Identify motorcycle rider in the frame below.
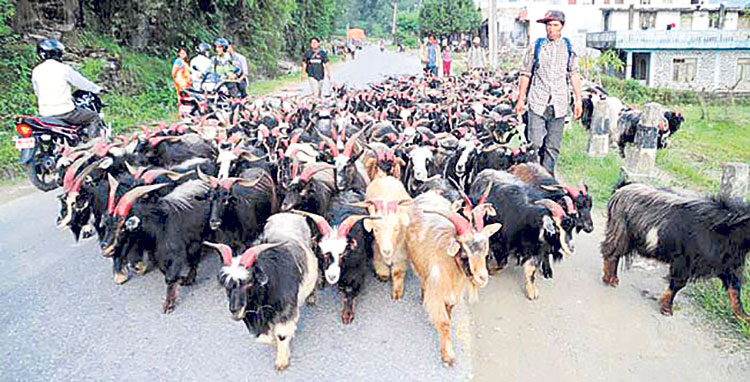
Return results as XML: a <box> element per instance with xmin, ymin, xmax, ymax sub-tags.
<box><xmin>31</xmin><ymin>39</ymin><xmax>104</xmax><ymax>138</ymax></box>
<box><xmin>189</xmin><ymin>42</ymin><xmax>213</xmax><ymax>91</ymax></box>
<box><xmin>213</xmin><ymin>38</ymin><xmax>240</xmax><ymax>96</ymax></box>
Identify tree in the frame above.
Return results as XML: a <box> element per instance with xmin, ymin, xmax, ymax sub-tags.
<box><xmin>418</xmin><ymin>0</ymin><xmax>480</xmax><ymax>37</ymax></box>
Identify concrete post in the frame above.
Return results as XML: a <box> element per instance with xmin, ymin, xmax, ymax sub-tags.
<box><xmin>587</xmin><ymin>97</ymin><xmax>609</xmax><ymax>157</ymax></box>
<box><xmin>720</xmin><ymin>162</ymin><xmax>749</xmax><ymax>200</ymax></box>
<box><xmin>625</xmin><ymin>51</ymin><xmax>633</xmax><ymax>80</ymax></box>
<box><xmin>621</xmin><ymin>102</ymin><xmax>661</xmax><ymax>182</ymax></box>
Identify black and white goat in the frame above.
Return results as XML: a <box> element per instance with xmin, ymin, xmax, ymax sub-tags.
<box><xmin>204</xmin><ymin>213</ymin><xmax>318</xmax><ymax>370</ymax></box>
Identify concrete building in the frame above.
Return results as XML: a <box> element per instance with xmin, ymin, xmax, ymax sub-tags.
<box><xmin>586</xmin><ymin>3</ymin><xmax>750</xmax><ymax>91</ymax></box>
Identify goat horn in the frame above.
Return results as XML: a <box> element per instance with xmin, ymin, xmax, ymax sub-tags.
<box><xmin>140</xmin><ymin>168</ymin><xmax>180</xmax><ymax>185</ymax></box>
<box><xmin>124</xmin><ymin>161</ymin><xmax>137</xmax><ymax>176</ymax></box>
<box><xmin>291</xmin><ymin>210</ymin><xmax>333</xmax><ymax>237</ymax></box>
<box><xmin>70</xmin><ymin>157</ymin><xmax>107</xmax><ymax>194</ymax></box>
<box><xmin>562</xmin><ymin>195</ymin><xmax>577</xmax><ymax>215</ymax></box>
<box><xmin>317</xmin><ymin>131</ymin><xmax>339</xmax><ymax>157</ymax></box>
<box><xmin>471</xmin><ymin>203</ymin><xmax>496</xmax><ymax>231</ymax></box>
<box><xmin>220</xmin><ymin>176</ymin><xmax>263</xmax><ymax>190</ymax></box>
<box><xmin>342</xmin><ymin>128</ymin><xmax>366</xmax><ymax>158</ymax></box>
<box><xmin>579</xmin><ymin>180</ymin><xmax>588</xmax><ymax>197</ymax></box>
<box><xmin>196</xmin><ymin>167</ymin><xmax>218</xmax><ymax>188</ymax></box>
<box><xmin>336</xmin><ymin>214</ymin><xmax>371</xmax><ymax>238</ymax></box>
<box><xmin>113</xmin><ymin>183</ymin><xmax>168</xmax><ymax>218</ymax></box>
<box><xmin>299</xmin><ymin>164</ymin><xmax>333</xmax><ymax>183</ymax></box>
<box><xmin>106</xmin><ymin>173</ymin><xmax>119</xmax><ymax>215</ymax></box>
<box><xmin>62</xmin><ymin>153</ymin><xmax>94</xmax><ymax>193</ymax></box>
<box><xmin>148</xmin><ymin>135</ymin><xmax>182</xmax><ymax>148</ymax></box>
<box><xmin>424</xmin><ymin>210</ymin><xmax>473</xmax><ymax>237</ymax></box>
<box><xmin>239</xmin><ymin>242</ymin><xmax>284</xmax><ymax>269</ymax></box>
<box><xmin>203</xmin><ymin>241</ymin><xmax>234</xmax><ymax>266</ymax></box>
<box><xmin>562</xmin><ymin>185</ymin><xmax>580</xmax><ymax>200</ymax></box>
<box><xmin>534</xmin><ymin>199</ymin><xmax>566</xmax><ymax>219</ymax></box>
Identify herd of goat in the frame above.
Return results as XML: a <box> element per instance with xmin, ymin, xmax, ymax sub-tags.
<box><xmin>51</xmin><ymin>71</ymin><xmax>749</xmax><ymax>370</ymax></box>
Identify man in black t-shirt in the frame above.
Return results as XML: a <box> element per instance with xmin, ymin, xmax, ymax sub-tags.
<box><xmin>301</xmin><ymin>37</ymin><xmax>331</xmax><ymax>98</ymax></box>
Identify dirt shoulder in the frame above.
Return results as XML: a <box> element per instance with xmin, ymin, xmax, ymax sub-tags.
<box><xmin>470</xmin><ymin>212</ymin><xmax>750</xmax><ymax>382</ymax></box>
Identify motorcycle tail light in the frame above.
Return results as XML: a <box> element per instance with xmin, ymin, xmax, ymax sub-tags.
<box><xmin>16</xmin><ymin>123</ymin><xmax>33</xmax><ymax>138</ymax></box>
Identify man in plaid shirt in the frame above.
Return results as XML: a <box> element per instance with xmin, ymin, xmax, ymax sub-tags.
<box><xmin>515</xmin><ymin>10</ymin><xmax>583</xmax><ymax>174</ymax></box>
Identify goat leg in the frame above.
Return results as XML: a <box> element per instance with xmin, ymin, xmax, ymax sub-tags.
<box><xmin>659</xmin><ymin>277</ymin><xmax>686</xmax><ymax>316</ymax></box>
<box><xmin>113</xmin><ymin>258</ymin><xmax>129</xmax><ymax>285</ymax></box>
<box><xmin>341</xmin><ymin>294</ymin><xmax>356</xmax><ymax>324</ymax></box>
<box><xmin>391</xmin><ymin>261</ymin><xmax>407</xmax><ymax>300</ymax></box>
<box><xmin>727</xmin><ymin>288</ymin><xmax>750</xmax><ymax>323</ymax></box>
<box><xmin>602</xmin><ymin>256</ymin><xmax>620</xmax><ymax>287</ymax></box>
<box><xmin>163</xmin><ymin>282</ymin><xmax>179</xmax><ymax>314</ymax></box>
<box><xmin>180</xmin><ymin>266</ymin><xmax>198</xmax><ymax>286</ymax></box>
<box><xmin>523</xmin><ymin>259</ymin><xmax>539</xmax><ymax>300</ymax></box>
<box><xmin>133</xmin><ymin>260</ymin><xmax>149</xmax><ymax>276</ymax></box>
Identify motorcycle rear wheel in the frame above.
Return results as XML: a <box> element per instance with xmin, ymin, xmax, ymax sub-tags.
<box><xmin>25</xmin><ymin>155</ymin><xmax>58</xmax><ymax>192</ymax></box>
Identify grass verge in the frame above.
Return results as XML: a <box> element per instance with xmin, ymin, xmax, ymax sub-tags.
<box><xmin>557</xmin><ymin>105</ymin><xmax>750</xmax><ymax>339</ymax></box>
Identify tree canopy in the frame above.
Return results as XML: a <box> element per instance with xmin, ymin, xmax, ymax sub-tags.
<box><xmin>418</xmin><ymin>0</ymin><xmax>481</xmax><ymax>37</ymax></box>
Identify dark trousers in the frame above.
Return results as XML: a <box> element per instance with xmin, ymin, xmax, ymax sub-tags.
<box><xmin>58</xmin><ymin>108</ymin><xmax>103</xmax><ymax>138</ymax></box>
<box><xmin>527</xmin><ymin>105</ymin><xmax>565</xmax><ymax>175</ymax></box>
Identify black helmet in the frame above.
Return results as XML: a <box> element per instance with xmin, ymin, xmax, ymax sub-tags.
<box><xmin>197</xmin><ymin>42</ymin><xmax>212</xmax><ymax>56</ymax></box>
<box><xmin>214</xmin><ymin>38</ymin><xmax>229</xmax><ymax>50</ymax></box>
<box><xmin>37</xmin><ymin>39</ymin><xmax>65</xmax><ymax>61</ymax></box>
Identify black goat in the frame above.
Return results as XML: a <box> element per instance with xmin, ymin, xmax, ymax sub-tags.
<box><xmin>279</xmin><ymin>163</ymin><xmax>335</xmax><ymax>215</ymax></box>
<box><xmin>601</xmin><ymin>183</ymin><xmax>750</xmax><ymax>321</ymax></box>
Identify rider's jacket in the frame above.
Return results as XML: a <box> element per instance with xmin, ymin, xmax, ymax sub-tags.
<box><xmin>189</xmin><ymin>54</ymin><xmax>213</xmax><ymax>90</ymax></box>
<box><xmin>32</xmin><ymin>59</ymin><xmax>101</xmax><ymax>117</ymax></box>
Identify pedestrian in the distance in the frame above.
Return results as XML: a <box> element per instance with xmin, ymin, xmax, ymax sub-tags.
<box><xmin>515</xmin><ymin>10</ymin><xmax>583</xmax><ymax>175</ymax></box>
<box><xmin>467</xmin><ymin>36</ymin><xmax>487</xmax><ymax>70</ymax></box>
<box><xmin>302</xmin><ymin>37</ymin><xmax>331</xmax><ymax>98</ymax></box>
<box><xmin>442</xmin><ymin>44</ymin><xmax>452</xmax><ymax>77</ymax></box>
<box><xmin>422</xmin><ymin>35</ymin><xmax>441</xmax><ymax>76</ymax></box>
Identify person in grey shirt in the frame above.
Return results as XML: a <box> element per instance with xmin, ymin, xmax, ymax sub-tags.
<box><xmin>515</xmin><ymin>10</ymin><xmax>583</xmax><ymax>175</ymax></box>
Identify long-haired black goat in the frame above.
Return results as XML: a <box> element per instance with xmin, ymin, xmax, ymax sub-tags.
<box><xmin>601</xmin><ymin>183</ymin><xmax>750</xmax><ymax>321</ymax></box>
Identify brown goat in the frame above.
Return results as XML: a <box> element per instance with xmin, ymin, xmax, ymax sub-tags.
<box><xmin>359</xmin><ymin>176</ymin><xmax>412</xmax><ymax>300</ymax></box>
<box><xmin>363</xmin><ymin>142</ymin><xmax>405</xmax><ymax>181</ymax></box>
<box><xmin>406</xmin><ymin>191</ymin><xmax>501</xmax><ymax>367</ymax></box>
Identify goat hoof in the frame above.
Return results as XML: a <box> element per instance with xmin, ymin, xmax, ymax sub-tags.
<box><xmin>374</xmin><ymin>274</ymin><xmax>390</xmax><ymax>283</ymax></box>
<box><xmin>525</xmin><ymin>285</ymin><xmax>539</xmax><ymax>300</ymax></box>
<box><xmin>113</xmin><ymin>271</ymin><xmax>129</xmax><ymax>285</ymax></box>
<box><xmin>305</xmin><ymin>293</ymin><xmax>317</xmax><ymax>306</ymax></box>
<box><xmin>602</xmin><ymin>275</ymin><xmax>619</xmax><ymax>287</ymax></box>
<box><xmin>162</xmin><ymin>300</ymin><xmax>176</xmax><ymax>314</ymax></box>
<box><xmin>659</xmin><ymin>300</ymin><xmax>673</xmax><ymax>316</ymax></box>
<box><xmin>341</xmin><ymin>311</ymin><xmax>354</xmax><ymax>325</ymax></box>
<box><xmin>441</xmin><ymin>356</ymin><xmax>456</xmax><ymax>368</ymax></box>
<box><xmin>392</xmin><ymin>289</ymin><xmax>404</xmax><ymax>300</ymax></box>
<box><xmin>275</xmin><ymin>360</ymin><xmax>289</xmax><ymax>371</ymax></box>
<box><xmin>134</xmin><ymin>261</ymin><xmax>148</xmax><ymax>276</ymax></box>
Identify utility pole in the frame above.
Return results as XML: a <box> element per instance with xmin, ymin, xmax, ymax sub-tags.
<box><xmin>392</xmin><ymin>1</ymin><xmax>398</xmax><ymax>40</ymax></box>
<box><xmin>489</xmin><ymin>0</ymin><xmax>497</xmax><ymax>69</ymax></box>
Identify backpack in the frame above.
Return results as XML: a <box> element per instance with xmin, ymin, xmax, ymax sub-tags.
<box><xmin>531</xmin><ymin>37</ymin><xmax>572</xmax><ymax>80</ymax></box>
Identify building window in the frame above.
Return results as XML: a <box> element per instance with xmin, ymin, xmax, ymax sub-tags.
<box><xmin>681</xmin><ymin>11</ymin><xmax>694</xmax><ymax>29</ymax></box>
<box><xmin>640</xmin><ymin>0</ymin><xmax>651</xmax><ymax>4</ymax></box>
<box><xmin>709</xmin><ymin>11</ymin><xmax>721</xmax><ymax>29</ymax></box>
<box><xmin>640</xmin><ymin>11</ymin><xmax>656</xmax><ymax>29</ymax></box>
<box><xmin>737</xmin><ymin>58</ymin><xmax>750</xmax><ymax>83</ymax></box>
<box><xmin>673</xmin><ymin>58</ymin><xmax>697</xmax><ymax>83</ymax></box>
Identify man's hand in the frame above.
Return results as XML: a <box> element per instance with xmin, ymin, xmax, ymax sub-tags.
<box><xmin>574</xmin><ymin>99</ymin><xmax>583</xmax><ymax>120</ymax></box>
<box><xmin>515</xmin><ymin>98</ymin><xmax>525</xmax><ymax>120</ymax></box>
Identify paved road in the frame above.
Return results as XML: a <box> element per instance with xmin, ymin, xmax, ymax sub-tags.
<box><xmin>3</xmin><ymin>45</ymin><xmax>749</xmax><ymax>382</ymax></box>
<box><xmin>0</xmin><ymin>46</ymin><xmax>471</xmax><ymax>381</ymax></box>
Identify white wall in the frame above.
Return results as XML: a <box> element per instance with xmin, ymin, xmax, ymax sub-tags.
<box><xmin>655</xmin><ymin>10</ymin><xmax>681</xmax><ymax>29</ymax></box>
<box><xmin>692</xmin><ymin>10</ymin><xmax>710</xmax><ymax>30</ymax></box>
<box><xmin>724</xmin><ymin>11</ymin><xmax>739</xmax><ymax>30</ymax></box>
<box><xmin>609</xmin><ymin>11</ymin><xmax>631</xmax><ymax>30</ymax></box>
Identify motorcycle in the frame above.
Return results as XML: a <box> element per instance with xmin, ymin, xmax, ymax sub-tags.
<box><xmin>13</xmin><ymin>90</ymin><xmax>109</xmax><ymax>191</ymax></box>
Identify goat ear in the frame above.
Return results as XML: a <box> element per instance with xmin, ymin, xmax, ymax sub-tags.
<box><xmin>542</xmin><ymin>215</ymin><xmax>556</xmax><ymax>236</ymax></box>
<box><xmin>446</xmin><ymin>239</ymin><xmax>460</xmax><ymax>257</ymax></box>
<box><xmin>363</xmin><ymin>219</ymin><xmax>374</xmax><ymax>232</ymax></box>
<box><xmin>481</xmin><ymin>223</ymin><xmax>502</xmax><ymax>238</ymax></box>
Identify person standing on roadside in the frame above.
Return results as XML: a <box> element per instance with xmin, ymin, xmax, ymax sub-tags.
<box><xmin>442</xmin><ymin>44</ymin><xmax>452</xmax><ymax>77</ymax></box>
<box><xmin>423</xmin><ymin>35</ymin><xmax>441</xmax><ymax>76</ymax></box>
<box><xmin>301</xmin><ymin>37</ymin><xmax>331</xmax><ymax>98</ymax></box>
<box><xmin>515</xmin><ymin>10</ymin><xmax>583</xmax><ymax>175</ymax></box>
<box><xmin>467</xmin><ymin>36</ymin><xmax>487</xmax><ymax>70</ymax></box>
<box><xmin>228</xmin><ymin>40</ymin><xmax>248</xmax><ymax>96</ymax></box>
<box><xmin>171</xmin><ymin>47</ymin><xmax>191</xmax><ymax>95</ymax></box>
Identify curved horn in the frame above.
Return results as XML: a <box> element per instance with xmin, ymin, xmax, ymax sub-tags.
<box><xmin>317</xmin><ymin>131</ymin><xmax>339</xmax><ymax>157</ymax></box>
<box><xmin>220</xmin><ymin>176</ymin><xmax>263</xmax><ymax>190</ymax></box>
<box><xmin>562</xmin><ymin>185</ymin><xmax>580</xmax><ymax>200</ymax></box>
<box><xmin>113</xmin><ymin>183</ymin><xmax>168</xmax><ymax>218</ymax></box>
<box><xmin>336</xmin><ymin>214</ymin><xmax>370</xmax><ymax>238</ymax></box>
<box><xmin>203</xmin><ymin>241</ymin><xmax>234</xmax><ymax>266</ymax></box>
<box><xmin>196</xmin><ymin>167</ymin><xmax>218</xmax><ymax>188</ymax></box>
<box><xmin>579</xmin><ymin>180</ymin><xmax>588</xmax><ymax>197</ymax></box>
<box><xmin>124</xmin><ymin>161</ymin><xmax>138</xmax><ymax>176</ymax></box>
<box><xmin>62</xmin><ymin>153</ymin><xmax>94</xmax><ymax>193</ymax></box>
<box><xmin>471</xmin><ymin>203</ymin><xmax>496</xmax><ymax>231</ymax></box>
<box><xmin>534</xmin><ymin>199</ymin><xmax>566</xmax><ymax>219</ymax></box>
<box><xmin>562</xmin><ymin>195</ymin><xmax>577</xmax><ymax>215</ymax></box>
<box><xmin>342</xmin><ymin>127</ymin><xmax>366</xmax><ymax>158</ymax></box>
<box><xmin>70</xmin><ymin>157</ymin><xmax>106</xmax><ymax>194</ymax></box>
<box><xmin>424</xmin><ymin>210</ymin><xmax>473</xmax><ymax>236</ymax></box>
<box><xmin>148</xmin><ymin>135</ymin><xmax>182</xmax><ymax>148</ymax></box>
<box><xmin>106</xmin><ymin>173</ymin><xmax>119</xmax><ymax>215</ymax></box>
<box><xmin>291</xmin><ymin>210</ymin><xmax>333</xmax><ymax>237</ymax></box>
<box><xmin>299</xmin><ymin>163</ymin><xmax>333</xmax><ymax>183</ymax></box>
<box><xmin>239</xmin><ymin>242</ymin><xmax>284</xmax><ymax>268</ymax></box>
<box><xmin>140</xmin><ymin>168</ymin><xmax>182</xmax><ymax>185</ymax></box>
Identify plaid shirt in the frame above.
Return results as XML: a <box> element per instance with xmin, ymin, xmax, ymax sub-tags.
<box><xmin>519</xmin><ymin>38</ymin><xmax>579</xmax><ymax>119</ymax></box>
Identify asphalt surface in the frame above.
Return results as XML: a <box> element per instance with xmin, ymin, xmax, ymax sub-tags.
<box><xmin>0</xmin><ymin>46</ymin><xmax>471</xmax><ymax>381</ymax></box>
<box><xmin>3</xmin><ymin>45</ymin><xmax>749</xmax><ymax>382</ymax></box>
